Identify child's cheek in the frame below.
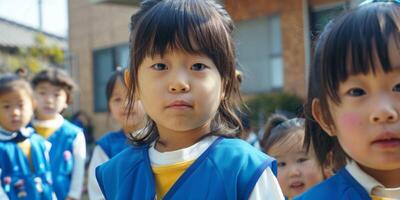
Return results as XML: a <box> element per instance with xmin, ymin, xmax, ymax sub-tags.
<box><xmin>337</xmin><ymin>112</ymin><xmax>363</xmax><ymax>133</ymax></box>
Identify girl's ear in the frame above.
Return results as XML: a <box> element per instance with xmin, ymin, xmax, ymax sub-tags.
<box><xmin>311</xmin><ymin>98</ymin><xmax>336</xmax><ymax>136</ymax></box>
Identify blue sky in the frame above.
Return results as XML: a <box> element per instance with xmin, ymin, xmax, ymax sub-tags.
<box><xmin>0</xmin><ymin>0</ymin><xmax>68</xmax><ymax>37</ymax></box>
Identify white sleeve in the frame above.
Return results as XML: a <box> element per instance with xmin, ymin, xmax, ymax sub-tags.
<box><xmin>0</xmin><ymin>169</ymin><xmax>9</xmax><ymax>200</ymax></box>
<box><xmin>249</xmin><ymin>167</ymin><xmax>285</xmax><ymax>200</ymax></box>
<box><xmin>68</xmin><ymin>131</ymin><xmax>86</xmax><ymax>199</ymax></box>
<box><xmin>88</xmin><ymin>146</ymin><xmax>110</xmax><ymax>200</ymax></box>
<box><xmin>0</xmin><ymin>187</ymin><xmax>9</xmax><ymax>200</ymax></box>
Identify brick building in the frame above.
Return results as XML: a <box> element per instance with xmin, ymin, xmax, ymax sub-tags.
<box><xmin>69</xmin><ymin>0</ymin><xmax>360</xmax><ymax>139</ymax></box>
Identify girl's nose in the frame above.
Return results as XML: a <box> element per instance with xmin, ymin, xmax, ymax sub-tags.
<box><xmin>289</xmin><ymin>166</ymin><xmax>301</xmax><ymax>177</ymax></box>
<box><xmin>12</xmin><ymin>107</ymin><xmax>21</xmax><ymax>116</ymax></box>
<box><xmin>168</xmin><ymin>71</ymin><xmax>190</xmax><ymax>93</ymax></box>
<box><xmin>370</xmin><ymin>97</ymin><xmax>398</xmax><ymax>123</ymax></box>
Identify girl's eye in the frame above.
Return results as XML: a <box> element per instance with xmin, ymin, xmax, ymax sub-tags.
<box><xmin>277</xmin><ymin>162</ymin><xmax>286</xmax><ymax>168</ymax></box>
<box><xmin>113</xmin><ymin>97</ymin><xmax>122</xmax><ymax>102</ymax></box>
<box><xmin>151</xmin><ymin>63</ymin><xmax>167</xmax><ymax>71</ymax></box>
<box><xmin>2</xmin><ymin>105</ymin><xmax>10</xmax><ymax>109</ymax></box>
<box><xmin>393</xmin><ymin>83</ymin><xmax>400</xmax><ymax>92</ymax></box>
<box><xmin>191</xmin><ymin>63</ymin><xmax>207</xmax><ymax>71</ymax></box>
<box><xmin>297</xmin><ymin>157</ymin><xmax>308</xmax><ymax>163</ymax></box>
<box><xmin>347</xmin><ymin>88</ymin><xmax>365</xmax><ymax>97</ymax></box>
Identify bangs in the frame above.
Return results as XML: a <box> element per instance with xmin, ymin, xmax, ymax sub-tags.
<box><xmin>320</xmin><ymin>3</ymin><xmax>400</xmax><ymax>102</ymax></box>
<box><xmin>131</xmin><ymin>0</ymin><xmax>234</xmax><ymax>71</ymax></box>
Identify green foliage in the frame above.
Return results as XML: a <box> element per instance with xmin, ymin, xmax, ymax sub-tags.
<box><xmin>1</xmin><ymin>33</ymin><xmax>65</xmax><ymax>76</ymax></box>
<box><xmin>245</xmin><ymin>92</ymin><xmax>304</xmax><ymax>128</ymax></box>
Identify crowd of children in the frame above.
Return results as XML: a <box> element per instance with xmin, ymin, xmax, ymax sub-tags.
<box><xmin>1</xmin><ymin>0</ymin><xmax>399</xmax><ymax>199</ymax></box>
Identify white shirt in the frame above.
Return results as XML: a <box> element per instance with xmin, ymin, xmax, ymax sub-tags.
<box><xmin>88</xmin><ymin>146</ymin><xmax>109</xmax><ymax>200</ymax></box>
<box><xmin>149</xmin><ymin>136</ymin><xmax>284</xmax><ymax>200</ymax></box>
<box><xmin>32</xmin><ymin>114</ymin><xmax>86</xmax><ymax>199</ymax></box>
<box><xmin>346</xmin><ymin>161</ymin><xmax>400</xmax><ymax>197</ymax></box>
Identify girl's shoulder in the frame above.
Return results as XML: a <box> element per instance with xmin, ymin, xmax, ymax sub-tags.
<box><xmin>214</xmin><ymin>137</ymin><xmax>270</xmax><ymax>160</ymax></box>
<box><xmin>294</xmin><ymin>168</ymin><xmax>369</xmax><ymax>200</ymax></box>
<box><xmin>97</xmin><ymin>130</ymin><xmax>125</xmax><ymax>143</ymax></box>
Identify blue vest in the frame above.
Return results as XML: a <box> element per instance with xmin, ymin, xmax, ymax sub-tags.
<box><xmin>96</xmin><ymin>130</ymin><xmax>129</xmax><ymax>158</ymax></box>
<box><xmin>0</xmin><ymin>132</ymin><xmax>53</xmax><ymax>200</ymax></box>
<box><xmin>294</xmin><ymin>168</ymin><xmax>370</xmax><ymax>200</ymax></box>
<box><xmin>96</xmin><ymin>137</ymin><xmax>277</xmax><ymax>200</ymax></box>
<box><xmin>46</xmin><ymin>120</ymin><xmax>81</xmax><ymax>200</ymax></box>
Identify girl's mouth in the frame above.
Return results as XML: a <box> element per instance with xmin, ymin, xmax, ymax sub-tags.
<box><xmin>372</xmin><ymin>138</ymin><xmax>400</xmax><ymax>149</ymax></box>
<box><xmin>289</xmin><ymin>181</ymin><xmax>305</xmax><ymax>191</ymax></box>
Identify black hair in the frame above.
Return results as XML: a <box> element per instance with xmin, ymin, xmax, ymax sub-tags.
<box><xmin>261</xmin><ymin>114</ymin><xmax>305</xmax><ymax>153</ymax></box>
<box><xmin>0</xmin><ymin>74</ymin><xmax>33</xmax><ymax>98</ymax></box>
<box><xmin>31</xmin><ymin>67</ymin><xmax>77</xmax><ymax>105</ymax></box>
<box><xmin>127</xmin><ymin>0</ymin><xmax>242</xmax><ymax>145</ymax></box>
<box><xmin>304</xmin><ymin>2</ymin><xmax>400</xmax><ymax>168</ymax></box>
<box><xmin>105</xmin><ymin>68</ymin><xmax>126</xmax><ymax>111</ymax></box>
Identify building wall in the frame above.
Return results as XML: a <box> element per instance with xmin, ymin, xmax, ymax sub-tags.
<box><xmin>225</xmin><ymin>0</ymin><xmax>343</xmax><ymax>97</ymax></box>
<box><xmin>69</xmin><ymin>0</ymin><xmax>137</xmax><ymax>139</ymax></box>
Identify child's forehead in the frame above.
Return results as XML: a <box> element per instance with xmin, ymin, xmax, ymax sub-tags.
<box><xmin>34</xmin><ymin>81</ymin><xmax>66</xmax><ymax>91</ymax></box>
<box><xmin>0</xmin><ymin>89</ymin><xmax>31</xmax><ymax>102</ymax></box>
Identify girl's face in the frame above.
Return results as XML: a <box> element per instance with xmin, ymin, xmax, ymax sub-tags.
<box><xmin>34</xmin><ymin>82</ymin><xmax>68</xmax><ymax>120</ymax></box>
<box><xmin>109</xmin><ymin>79</ymin><xmax>145</xmax><ymax>133</ymax></box>
<box><xmin>313</xmin><ymin>40</ymin><xmax>400</xmax><ymax>186</ymax></box>
<box><xmin>137</xmin><ymin>49</ymin><xmax>223</xmax><ymax>136</ymax></box>
<box><xmin>0</xmin><ymin>89</ymin><xmax>33</xmax><ymax>132</ymax></box>
<box><xmin>268</xmin><ymin>132</ymin><xmax>324</xmax><ymax>198</ymax></box>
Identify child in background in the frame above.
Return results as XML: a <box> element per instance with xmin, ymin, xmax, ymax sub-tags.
<box><xmin>87</xmin><ymin>68</ymin><xmax>146</xmax><ymax>200</ymax></box>
<box><xmin>31</xmin><ymin>68</ymin><xmax>86</xmax><ymax>200</ymax></box>
<box><xmin>297</xmin><ymin>1</ymin><xmax>400</xmax><ymax>199</ymax></box>
<box><xmin>96</xmin><ymin>0</ymin><xmax>284</xmax><ymax>199</ymax></box>
<box><xmin>262</xmin><ymin>114</ymin><xmax>327</xmax><ymax>199</ymax></box>
<box><xmin>0</xmin><ymin>74</ymin><xmax>54</xmax><ymax>199</ymax></box>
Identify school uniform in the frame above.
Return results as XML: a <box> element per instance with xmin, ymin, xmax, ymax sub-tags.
<box><xmin>0</xmin><ymin>126</ymin><xmax>53</xmax><ymax>200</ymax></box>
<box><xmin>294</xmin><ymin>161</ymin><xmax>400</xmax><ymax>200</ymax></box>
<box><xmin>88</xmin><ymin>130</ymin><xmax>130</xmax><ymax>200</ymax></box>
<box><xmin>96</xmin><ymin>136</ymin><xmax>285</xmax><ymax>200</ymax></box>
<box><xmin>32</xmin><ymin>114</ymin><xmax>86</xmax><ymax>200</ymax></box>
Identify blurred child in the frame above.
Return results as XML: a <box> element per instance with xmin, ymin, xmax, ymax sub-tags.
<box><xmin>262</xmin><ymin>114</ymin><xmax>326</xmax><ymax>199</ymax></box>
<box><xmin>297</xmin><ymin>1</ymin><xmax>400</xmax><ymax>199</ymax></box>
<box><xmin>0</xmin><ymin>74</ymin><xmax>54</xmax><ymax>199</ymax></box>
<box><xmin>87</xmin><ymin>68</ymin><xmax>146</xmax><ymax>200</ymax></box>
<box><xmin>31</xmin><ymin>68</ymin><xmax>86</xmax><ymax>200</ymax></box>
<box><xmin>95</xmin><ymin>0</ymin><xmax>284</xmax><ymax>199</ymax></box>
<box><xmin>239</xmin><ymin>112</ymin><xmax>261</xmax><ymax>149</ymax></box>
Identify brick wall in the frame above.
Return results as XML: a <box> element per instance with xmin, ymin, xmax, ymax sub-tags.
<box><xmin>69</xmin><ymin>0</ymin><xmax>137</xmax><ymax>139</ymax></box>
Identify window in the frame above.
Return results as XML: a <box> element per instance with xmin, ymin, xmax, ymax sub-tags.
<box><xmin>93</xmin><ymin>44</ymin><xmax>129</xmax><ymax>112</ymax></box>
<box><xmin>310</xmin><ymin>4</ymin><xmax>345</xmax><ymax>38</ymax></box>
<box><xmin>235</xmin><ymin>15</ymin><xmax>283</xmax><ymax>94</ymax></box>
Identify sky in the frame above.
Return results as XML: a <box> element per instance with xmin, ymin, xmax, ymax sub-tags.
<box><xmin>0</xmin><ymin>0</ymin><xmax>68</xmax><ymax>37</ymax></box>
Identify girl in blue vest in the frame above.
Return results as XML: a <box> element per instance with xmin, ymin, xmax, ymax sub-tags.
<box><xmin>0</xmin><ymin>74</ymin><xmax>54</xmax><ymax>199</ymax></box>
<box><xmin>262</xmin><ymin>115</ymin><xmax>330</xmax><ymax>199</ymax></box>
<box><xmin>31</xmin><ymin>68</ymin><xmax>86</xmax><ymax>200</ymax></box>
<box><xmin>87</xmin><ymin>68</ymin><xmax>146</xmax><ymax>200</ymax></box>
<box><xmin>296</xmin><ymin>1</ymin><xmax>400</xmax><ymax>199</ymax></box>
<box><xmin>96</xmin><ymin>0</ymin><xmax>284</xmax><ymax>199</ymax></box>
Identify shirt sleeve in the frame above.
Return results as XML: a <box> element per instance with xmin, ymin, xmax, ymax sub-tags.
<box><xmin>68</xmin><ymin>131</ymin><xmax>86</xmax><ymax>199</ymax></box>
<box><xmin>249</xmin><ymin>167</ymin><xmax>285</xmax><ymax>200</ymax></box>
<box><xmin>88</xmin><ymin>145</ymin><xmax>110</xmax><ymax>200</ymax></box>
<box><xmin>0</xmin><ymin>168</ymin><xmax>9</xmax><ymax>200</ymax></box>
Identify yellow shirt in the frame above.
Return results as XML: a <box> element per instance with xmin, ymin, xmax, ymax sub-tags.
<box><xmin>17</xmin><ymin>139</ymin><xmax>33</xmax><ymax>170</ymax></box>
<box><xmin>34</xmin><ymin>126</ymin><xmax>57</xmax><ymax>139</ymax></box>
<box><xmin>152</xmin><ymin>160</ymin><xmax>195</xmax><ymax>199</ymax></box>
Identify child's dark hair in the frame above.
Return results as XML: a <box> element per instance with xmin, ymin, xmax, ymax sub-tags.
<box><xmin>31</xmin><ymin>67</ymin><xmax>77</xmax><ymax>105</ymax></box>
<box><xmin>0</xmin><ymin>74</ymin><xmax>33</xmax><ymax>98</ymax></box>
<box><xmin>105</xmin><ymin>68</ymin><xmax>126</xmax><ymax>111</ymax></box>
<box><xmin>261</xmin><ymin>114</ymin><xmax>305</xmax><ymax>153</ymax></box>
<box><xmin>127</xmin><ymin>0</ymin><xmax>242</xmax><ymax>145</ymax></box>
<box><xmin>304</xmin><ymin>2</ymin><xmax>400</xmax><ymax>168</ymax></box>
